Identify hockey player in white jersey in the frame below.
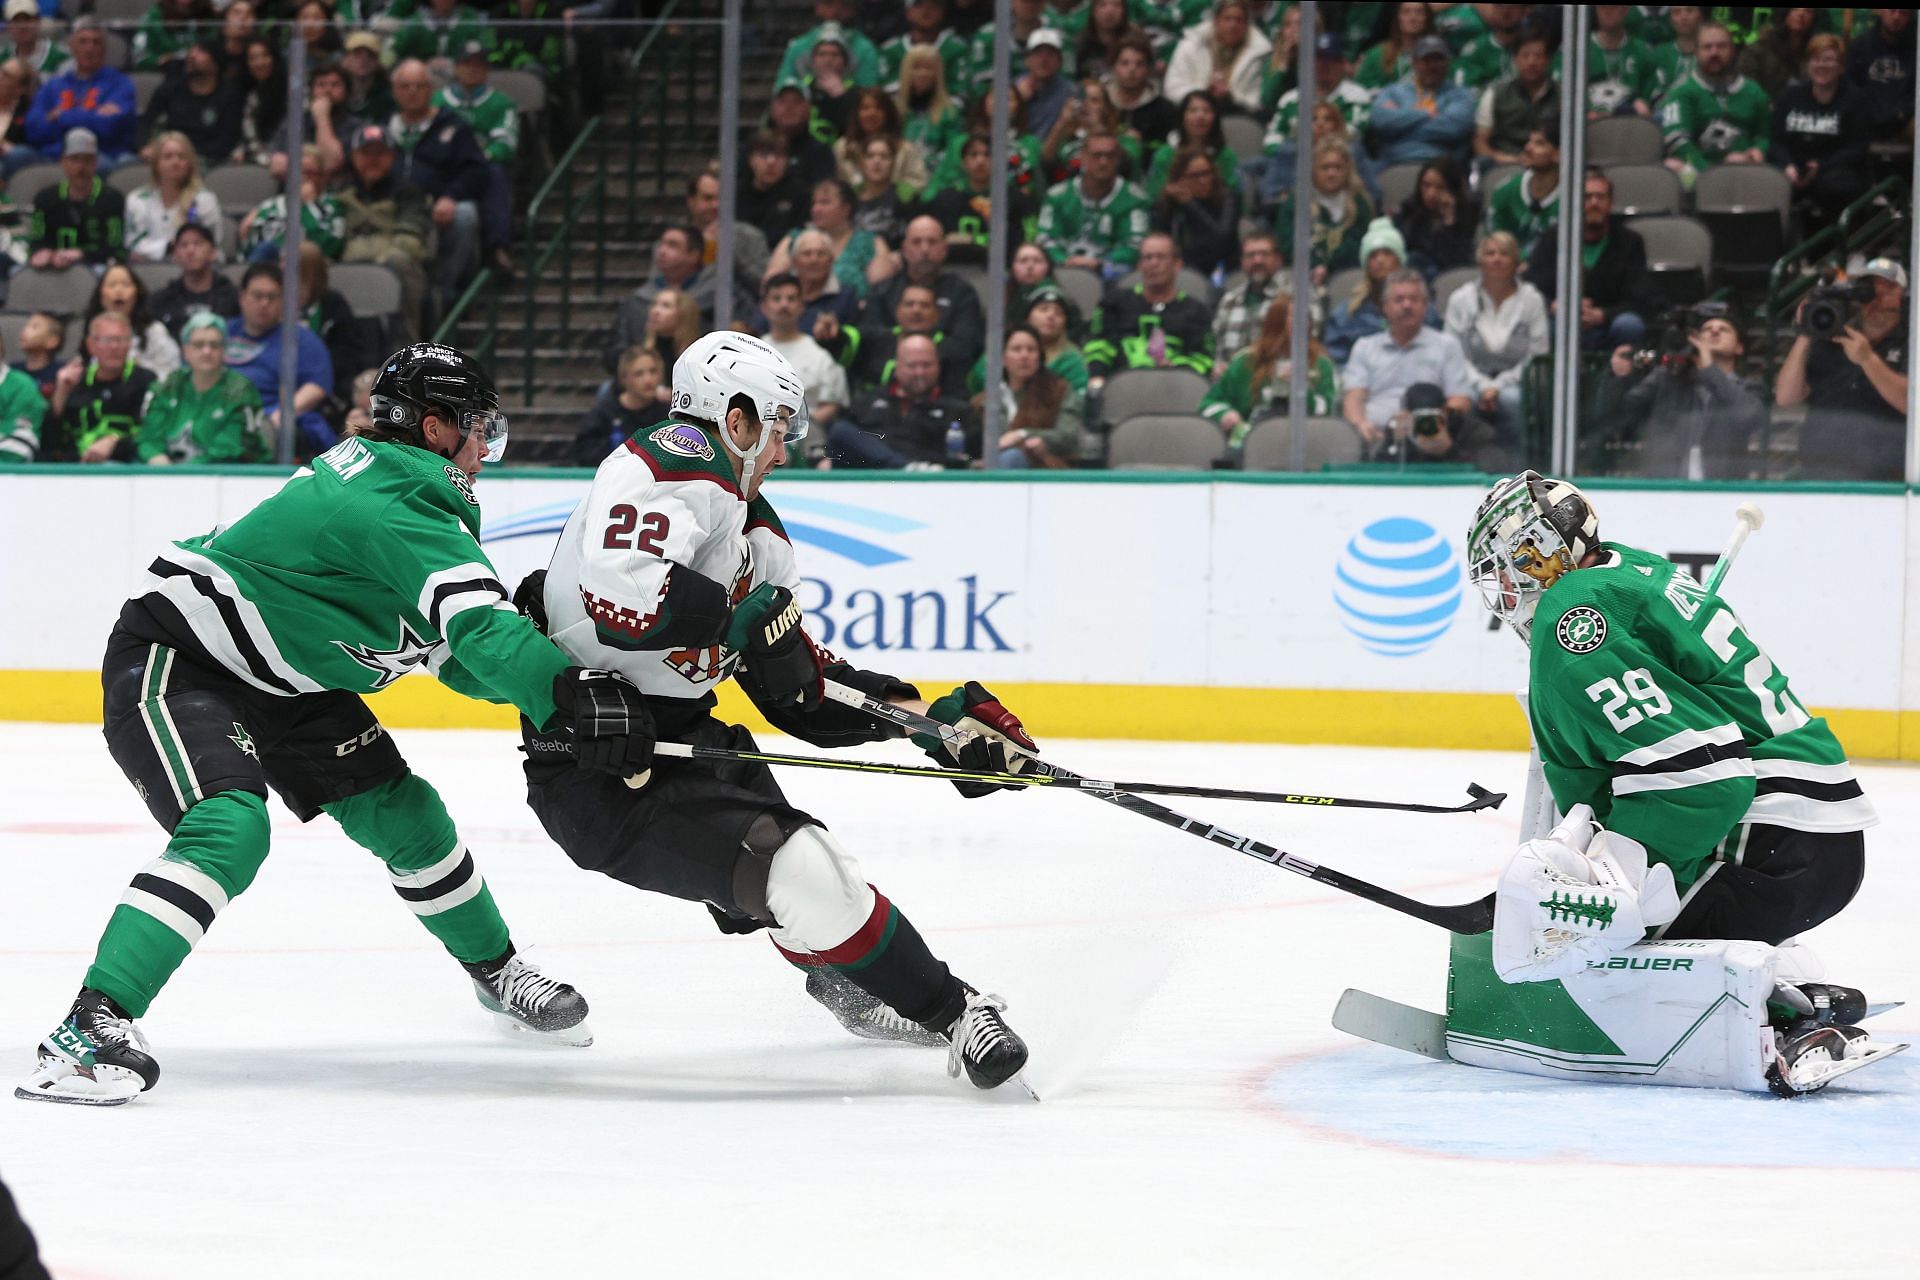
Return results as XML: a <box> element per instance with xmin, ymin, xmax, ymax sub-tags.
<box><xmin>517</xmin><ymin>331</ymin><xmax>1031</xmax><ymax>1090</ymax></box>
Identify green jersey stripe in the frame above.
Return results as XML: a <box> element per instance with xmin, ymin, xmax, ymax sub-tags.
<box><xmin>417</xmin><ymin>561</ymin><xmax>508</xmax><ymax>633</ymax></box>
<box><xmin>118</xmin><ymin>883</ymin><xmax>210</xmax><ymax>946</ymax></box>
<box><xmin>144</xmin><ymin>550</ymin><xmax>320</xmax><ymax>694</ymax></box>
<box><xmin>140</xmin><ymin>646</ymin><xmax>200</xmax><ymax>810</ymax></box>
<box><xmin>143</xmin><ymin>857</ymin><xmax>231</xmax><ymax>915</ymax></box>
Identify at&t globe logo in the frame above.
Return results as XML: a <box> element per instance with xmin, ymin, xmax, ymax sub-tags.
<box><xmin>1333</xmin><ymin>517</ymin><xmax>1463</xmax><ymax>657</ymax></box>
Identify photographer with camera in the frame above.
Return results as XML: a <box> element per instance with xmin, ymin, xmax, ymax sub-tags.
<box><xmin>1589</xmin><ymin>305</ymin><xmax>1768</xmax><ymax>478</ymax></box>
<box><xmin>1343</xmin><ymin>269</ymin><xmax>1487</xmax><ymax>465</ymax></box>
<box><xmin>1775</xmin><ymin>257</ymin><xmax>1909</xmax><ymax>481</ymax></box>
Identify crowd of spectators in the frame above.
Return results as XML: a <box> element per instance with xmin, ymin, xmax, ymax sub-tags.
<box><xmin>607</xmin><ymin>0</ymin><xmax>1910</xmax><ymax>477</ymax></box>
<box><xmin>0</xmin><ymin>0</ymin><xmax>552</xmax><ymax>465</ymax></box>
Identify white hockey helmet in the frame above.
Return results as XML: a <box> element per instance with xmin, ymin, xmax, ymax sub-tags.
<box><xmin>671</xmin><ymin>331</ymin><xmax>809</xmax><ymax>486</ymax></box>
<box><xmin>1467</xmin><ymin>470</ymin><xmax>1599</xmax><ymax>643</ymax></box>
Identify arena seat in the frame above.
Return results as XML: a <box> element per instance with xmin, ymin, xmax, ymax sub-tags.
<box><xmin>1106</xmin><ymin>413</ymin><xmax>1224</xmax><ymax>470</ymax></box>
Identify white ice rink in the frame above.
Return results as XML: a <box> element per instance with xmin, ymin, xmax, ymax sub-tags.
<box><xmin>2</xmin><ymin>724</ymin><xmax>1915</xmax><ymax>1280</ymax></box>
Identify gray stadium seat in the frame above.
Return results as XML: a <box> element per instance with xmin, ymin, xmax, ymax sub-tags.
<box><xmin>1605</xmin><ymin>163</ymin><xmax>1683</xmax><ymax>217</ymax></box>
<box><xmin>132</xmin><ymin>262</ymin><xmax>181</xmax><ymax>294</ymax></box>
<box><xmin>104</xmin><ymin>30</ymin><xmax>130</xmax><ymax>70</ymax></box>
<box><xmin>5</xmin><ymin>161</ymin><xmax>64</xmax><ymax>207</ymax></box>
<box><xmin>1585</xmin><ymin>116</ymin><xmax>1665</xmax><ymax>167</ymax></box>
<box><xmin>330</xmin><ymin>262</ymin><xmax>404</xmax><ymax>319</ymax></box>
<box><xmin>1105</xmin><ymin>413</ymin><xmax>1224</xmax><ymax>469</ymax></box>
<box><xmin>1221</xmin><ymin>115</ymin><xmax>1265</xmax><ymax>165</ymax></box>
<box><xmin>130</xmin><ymin>70</ymin><xmax>162</xmax><ymax>114</ymax></box>
<box><xmin>1431</xmin><ymin>265</ymin><xmax>1480</xmax><ymax>308</ymax></box>
<box><xmin>1114</xmin><ymin>265</ymin><xmax>1217</xmax><ymax>306</ymax></box>
<box><xmin>1376</xmin><ymin>162</ymin><xmax>1425</xmax><ymax>214</ymax></box>
<box><xmin>948</xmin><ymin>262</ymin><xmax>989</xmax><ymax>309</ymax></box>
<box><xmin>490</xmin><ymin>69</ymin><xmax>548</xmax><ymax>117</ymax></box>
<box><xmin>1098</xmin><ymin>367</ymin><xmax>1210</xmax><ymax>424</ymax></box>
<box><xmin>1694</xmin><ymin>163</ymin><xmax>1793</xmax><ymax>234</ymax></box>
<box><xmin>108</xmin><ymin>162</ymin><xmax>150</xmax><ymax>195</ymax></box>
<box><xmin>1052</xmin><ymin>266</ymin><xmax>1104</xmax><ymax>320</ymax></box>
<box><xmin>1480</xmin><ymin>163</ymin><xmax>1523</xmax><ymax>199</ymax></box>
<box><xmin>1240</xmin><ymin>415</ymin><xmax>1364</xmax><ymax>471</ymax></box>
<box><xmin>1626</xmin><ymin>214</ymin><xmax>1714</xmax><ymax>304</ymax></box>
<box><xmin>5</xmin><ymin>267</ymin><xmax>96</xmax><ymax>317</ymax></box>
<box><xmin>222</xmin><ymin>263</ymin><xmax>249</xmax><ymax>287</ymax></box>
<box><xmin>1324</xmin><ymin>266</ymin><xmax>1366</xmax><ymax>307</ymax></box>
<box><xmin>204</xmin><ymin>164</ymin><xmax>278</xmax><ymax>215</ymax></box>
<box><xmin>0</xmin><ymin>312</ymin><xmax>28</xmax><ymax>361</ymax></box>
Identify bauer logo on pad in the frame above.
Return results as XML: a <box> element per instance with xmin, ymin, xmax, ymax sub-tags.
<box><xmin>1556</xmin><ymin>606</ymin><xmax>1607</xmax><ymax>654</ymax></box>
<box><xmin>652</xmin><ymin>424</ymin><xmax>716</xmax><ymax>462</ymax></box>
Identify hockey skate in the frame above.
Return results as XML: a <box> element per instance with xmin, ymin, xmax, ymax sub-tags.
<box><xmin>468</xmin><ymin>952</ymin><xmax>592</xmax><ymax>1047</ymax></box>
<box><xmin>14</xmin><ymin>990</ymin><xmax>160</xmax><ymax>1107</ymax></box>
<box><xmin>804</xmin><ymin>967</ymin><xmax>946</xmax><ymax>1047</ymax></box>
<box><xmin>1766</xmin><ymin>982</ymin><xmax>1909</xmax><ymax>1097</ymax></box>
<box><xmin>935</xmin><ymin>985</ymin><xmax>1031</xmax><ymax>1092</ymax></box>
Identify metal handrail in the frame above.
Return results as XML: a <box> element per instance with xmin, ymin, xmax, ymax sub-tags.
<box><xmin>522</xmin><ymin>173</ymin><xmax>606</xmax><ymax>405</ymax></box>
<box><xmin>1837</xmin><ymin>175</ymin><xmax>1903</xmax><ymax>260</ymax></box>
<box><xmin>432</xmin><ymin>267</ymin><xmax>499</xmax><ymax>358</ymax></box>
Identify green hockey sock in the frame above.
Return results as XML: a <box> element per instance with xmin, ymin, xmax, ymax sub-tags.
<box><xmin>84</xmin><ymin>789</ymin><xmax>271</xmax><ymax>1018</ymax></box>
<box><xmin>323</xmin><ymin>773</ymin><xmax>510</xmax><ymax>966</ymax></box>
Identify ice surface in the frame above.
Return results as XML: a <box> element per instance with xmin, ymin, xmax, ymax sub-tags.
<box><xmin>1</xmin><ymin>725</ymin><xmax>1914</xmax><ymax>1279</ymax></box>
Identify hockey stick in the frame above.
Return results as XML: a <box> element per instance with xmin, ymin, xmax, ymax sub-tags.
<box><xmin>650</xmin><ymin>740</ymin><xmax>1505</xmax><ymax>814</ymax></box>
<box><xmin>823</xmin><ymin>681</ymin><xmax>1498</xmax><ymax>934</ymax></box>
<box><xmin>1703</xmin><ymin>501</ymin><xmax>1765</xmax><ymax>596</ymax></box>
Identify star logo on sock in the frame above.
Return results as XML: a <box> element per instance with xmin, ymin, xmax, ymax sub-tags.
<box><xmin>229</xmin><ymin>723</ymin><xmax>258</xmax><ymax>758</ymax></box>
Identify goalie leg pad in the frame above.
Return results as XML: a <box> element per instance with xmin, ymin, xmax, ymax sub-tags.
<box><xmin>1448</xmin><ymin>930</ymin><xmax>1779</xmax><ymax>1091</ymax></box>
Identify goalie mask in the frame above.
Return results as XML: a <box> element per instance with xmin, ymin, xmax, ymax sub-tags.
<box><xmin>671</xmin><ymin>331</ymin><xmax>810</xmax><ymax>490</ymax></box>
<box><xmin>1468</xmin><ymin>471</ymin><xmax>1599</xmax><ymax>643</ymax></box>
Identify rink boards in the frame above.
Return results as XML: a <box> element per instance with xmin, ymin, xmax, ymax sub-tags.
<box><xmin>2</xmin><ymin>470</ymin><xmax>1913</xmax><ymax>756</ymax></box>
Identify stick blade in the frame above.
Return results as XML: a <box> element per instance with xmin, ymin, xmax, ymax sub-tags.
<box><xmin>1464</xmin><ymin>784</ymin><xmax>1506</xmax><ymax>811</ymax></box>
<box><xmin>1332</xmin><ymin>989</ymin><xmax>1451</xmax><ymax>1061</ymax></box>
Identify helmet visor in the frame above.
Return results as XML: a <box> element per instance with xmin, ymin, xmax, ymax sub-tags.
<box><xmin>771</xmin><ymin>401</ymin><xmax>810</xmax><ymax>448</ymax></box>
<box><xmin>460</xmin><ymin>407</ymin><xmax>509</xmax><ymax>464</ymax></box>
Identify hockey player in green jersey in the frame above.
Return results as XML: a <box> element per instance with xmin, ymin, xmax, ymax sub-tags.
<box><xmin>1453</xmin><ymin>472</ymin><xmax>1900</xmax><ymax>1095</ymax></box>
<box><xmin>16</xmin><ymin>344</ymin><xmax>656</xmax><ymax>1107</ymax></box>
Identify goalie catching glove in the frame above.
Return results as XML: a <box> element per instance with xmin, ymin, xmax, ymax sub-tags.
<box><xmin>1491</xmin><ymin>804</ymin><xmax>1681</xmax><ymax>983</ymax></box>
<box><xmin>726</xmin><ymin>584</ymin><xmax>823</xmax><ymax>711</ymax></box>
<box><xmin>912</xmin><ymin>682</ymin><xmax>1038</xmax><ymax>798</ymax></box>
<box><xmin>551</xmin><ymin>667</ymin><xmax>656</xmax><ymax>787</ymax></box>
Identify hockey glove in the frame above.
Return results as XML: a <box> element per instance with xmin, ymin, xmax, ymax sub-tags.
<box><xmin>911</xmin><ymin>682</ymin><xmax>1038</xmax><ymax>798</ymax></box>
<box><xmin>725</xmin><ymin>584</ymin><xmax>823</xmax><ymax>711</ymax></box>
<box><xmin>551</xmin><ymin>667</ymin><xmax>656</xmax><ymax>788</ymax></box>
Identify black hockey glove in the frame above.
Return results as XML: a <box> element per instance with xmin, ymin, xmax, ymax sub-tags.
<box><xmin>551</xmin><ymin>667</ymin><xmax>656</xmax><ymax>786</ymax></box>
<box><xmin>725</xmin><ymin>584</ymin><xmax>823</xmax><ymax>711</ymax></box>
<box><xmin>911</xmin><ymin>682</ymin><xmax>1038</xmax><ymax>799</ymax></box>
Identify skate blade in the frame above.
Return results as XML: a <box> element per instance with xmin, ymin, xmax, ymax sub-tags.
<box><xmin>489</xmin><ymin>1011</ymin><xmax>593</xmax><ymax>1048</ymax></box>
<box><xmin>14</xmin><ymin>1062</ymin><xmax>144</xmax><ymax>1106</ymax></box>
<box><xmin>1010</xmin><ymin>1071</ymin><xmax>1040</xmax><ymax>1103</ymax></box>
<box><xmin>1783</xmin><ymin>1040</ymin><xmax>1908</xmax><ymax>1094</ymax></box>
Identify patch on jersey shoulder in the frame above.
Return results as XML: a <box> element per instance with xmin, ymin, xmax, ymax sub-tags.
<box><xmin>650</xmin><ymin>423</ymin><xmax>717</xmax><ymax>462</ymax></box>
<box><xmin>1555</xmin><ymin>606</ymin><xmax>1607</xmax><ymax>654</ymax></box>
<box><xmin>442</xmin><ymin>464</ymin><xmax>478</xmax><ymax>505</ymax></box>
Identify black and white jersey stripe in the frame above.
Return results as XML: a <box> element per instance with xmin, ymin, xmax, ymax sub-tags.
<box><xmin>139</xmin><ymin>549</ymin><xmax>321</xmax><ymax>695</ymax></box>
<box><xmin>1749</xmin><ymin>759</ymin><xmax>1878</xmax><ymax>832</ymax></box>
<box><xmin>1609</xmin><ymin>723</ymin><xmax>1752</xmax><ymax>797</ymax></box>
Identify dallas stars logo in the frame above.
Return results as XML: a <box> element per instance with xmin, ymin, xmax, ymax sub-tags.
<box><xmin>229</xmin><ymin>723</ymin><xmax>258</xmax><ymax>758</ymax></box>
<box><xmin>335</xmin><ymin>622</ymin><xmax>438</xmax><ymax>690</ymax></box>
<box><xmin>1556</xmin><ymin>606</ymin><xmax>1608</xmax><ymax>654</ymax></box>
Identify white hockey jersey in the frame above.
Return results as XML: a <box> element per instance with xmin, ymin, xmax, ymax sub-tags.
<box><xmin>542</xmin><ymin>419</ymin><xmax>799</xmax><ymax>702</ymax></box>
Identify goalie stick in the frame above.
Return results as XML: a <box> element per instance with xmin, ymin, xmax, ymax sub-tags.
<box><xmin>824</xmin><ymin>681</ymin><xmax>1498</xmax><ymax>934</ymax></box>
<box><xmin>649</xmin><ymin>740</ymin><xmax>1505</xmax><ymax>814</ymax></box>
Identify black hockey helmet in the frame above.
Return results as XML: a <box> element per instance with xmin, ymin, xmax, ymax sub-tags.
<box><xmin>369</xmin><ymin>343</ymin><xmax>509</xmax><ymax>462</ymax></box>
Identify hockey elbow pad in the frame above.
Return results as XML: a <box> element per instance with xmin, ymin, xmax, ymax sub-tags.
<box><xmin>583</xmin><ymin>564</ymin><xmax>732</xmax><ymax>652</ymax></box>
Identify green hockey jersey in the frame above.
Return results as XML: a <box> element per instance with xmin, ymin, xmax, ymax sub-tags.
<box><xmin>436</xmin><ymin>84</ymin><xmax>520</xmax><ymax>166</ymax></box>
<box><xmin>135</xmin><ymin>368</ymin><xmax>267</xmax><ymax>464</ymax></box>
<box><xmin>128</xmin><ymin>436</ymin><xmax>570</xmax><ymax>726</ymax></box>
<box><xmin>1659</xmin><ymin>70</ymin><xmax>1772</xmax><ymax>174</ymax></box>
<box><xmin>1527</xmin><ymin>543</ymin><xmax>1874</xmax><ymax>893</ymax></box>
<box><xmin>1035</xmin><ymin>176</ymin><xmax>1152</xmax><ymax>267</ymax></box>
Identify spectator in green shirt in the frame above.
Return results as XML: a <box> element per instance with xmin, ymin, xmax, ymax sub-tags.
<box><xmin>1200</xmin><ymin>292</ymin><xmax>1338</xmax><ymax>445</ymax></box>
<box><xmin>0</xmin><ymin>319</ymin><xmax>48</xmax><ymax>464</ymax></box>
<box><xmin>0</xmin><ymin>0</ymin><xmax>69</xmax><ymax>82</ymax></box>
<box><xmin>1586</xmin><ymin>4</ymin><xmax>1661</xmax><ymax>120</ymax></box>
<box><xmin>1660</xmin><ymin>21</ymin><xmax>1772</xmax><ymax>185</ymax></box>
<box><xmin>134</xmin><ymin>0</ymin><xmax>214</xmax><ymax>72</ymax></box>
<box><xmin>1353</xmin><ymin>2</ymin><xmax>1434</xmax><ymax>91</ymax></box>
<box><xmin>137</xmin><ymin>313</ymin><xmax>269</xmax><ymax>465</ymax></box>
<box><xmin>392</xmin><ymin>0</ymin><xmax>487</xmax><ymax>75</ymax></box>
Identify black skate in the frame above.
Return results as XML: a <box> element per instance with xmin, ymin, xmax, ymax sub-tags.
<box><xmin>14</xmin><ymin>989</ymin><xmax>160</xmax><ymax>1106</ymax></box>
<box><xmin>804</xmin><ymin>967</ymin><xmax>946</xmax><ymax>1048</ymax></box>
<box><xmin>1766</xmin><ymin>982</ymin><xmax>1908</xmax><ymax>1097</ymax></box>
<box><xmin>468</xmin><ymin>952</ymin><xmax>592</xmax><ymax>1047</ymax></box>
<box><xmin>934</xmin><ymin>985</ymin><xmax>1030</xmax><ymax>1091</ymax></box>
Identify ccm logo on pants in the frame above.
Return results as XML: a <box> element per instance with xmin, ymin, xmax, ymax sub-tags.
<box><xmin>335</xmin><ymin>726</ymin><xmax>386</xmax><ymax>757</ymax></box>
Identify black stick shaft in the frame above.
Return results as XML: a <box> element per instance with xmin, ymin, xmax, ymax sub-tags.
<box><xmin>820</xmin><ymin>684</ymin><xmax>1496</xmax><ymax>935</ymax></box>
<box><xmin>651</xmin><ymin>742</ymin><xmax>1501</xmax><ymax>814</ymax></box>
